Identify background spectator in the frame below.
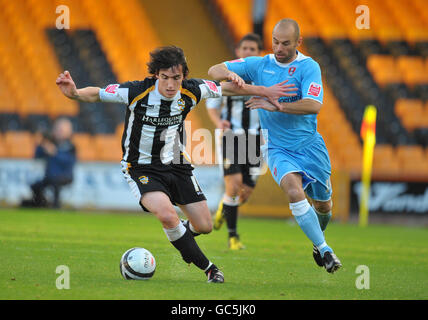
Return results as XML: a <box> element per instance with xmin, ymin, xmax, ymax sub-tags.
<box><xmin>23</xmin><ymin>118</ymin><xmax>76</xmax><ymax>208</ymax></box>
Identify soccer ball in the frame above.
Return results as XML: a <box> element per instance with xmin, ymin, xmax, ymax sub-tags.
<box><xmin>119</xmin><ymin>247</ymin><xmax>156</xmax><ymax>280</ymax></box>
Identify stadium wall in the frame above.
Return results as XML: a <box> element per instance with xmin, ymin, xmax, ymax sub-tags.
<box><xmin>2</xmin><ymin>158</ymin><xmax>426</xmax><ymax>223</ymax></box>
<box><xmin>0</xmin><ymin>158</ymin><xmax>350</xmax><ymax>221</ymax></box>
<box><xmin>0</xmin><ymin>160</ymin><xmax>222</xmax><ymax>212</ymax></box>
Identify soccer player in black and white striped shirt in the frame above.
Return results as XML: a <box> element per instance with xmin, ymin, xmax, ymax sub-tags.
<box><xmin>56</xmin><ymin>46</ymin><xmax>296</xmax><ymax>283</ymax></box>
<box><xmin>206</xmin><ymin>33</ymin><xmax>264</xmax><ymax>251</ymax></box>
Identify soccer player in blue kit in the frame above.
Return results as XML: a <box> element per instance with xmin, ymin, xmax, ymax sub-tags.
<box><xmin>208</xmin><ymin>18</ymin><xmax>342</xmax><ymax>273</ymax></box>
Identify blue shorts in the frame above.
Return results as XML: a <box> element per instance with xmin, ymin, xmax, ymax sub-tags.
<box><xmin>264</xmin><ymin>134</ymin><xmax>332</xmax><ymax>201</ymax></box>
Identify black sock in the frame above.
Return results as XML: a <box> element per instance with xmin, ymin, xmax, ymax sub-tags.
<box><xmin>204</xmin><ymin>263</ymin><xmax>217</xmax><ymax>275</ymax></box>
<box><xmin>223</xmin><ymin>203</ymin><xmax>238</xmax><ymax>237</ymax></box>
<box><xmin>182</xmin><ymin>219</ymin><xmax>201</xmax><ymax>237</ymax></box>
<box><xmin>170</xmin><ymin>229</ymin><xmax>210</xmax><ymax>270</ymax></box>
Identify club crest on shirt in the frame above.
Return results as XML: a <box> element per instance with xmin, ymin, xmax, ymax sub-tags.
<box><xmin>139</xmin><ymin>176</ymin><xmax>149</xmax><ymax>184</ymax></box>
<box><xmin>177</xmin><ymin>98</ymin><xmax>185</xmax><ymax>111</ymax></box>
<box><xmin>288</xmin><ymin>66</ymin><xmax>296</xmax><ymax>76</ymax></box>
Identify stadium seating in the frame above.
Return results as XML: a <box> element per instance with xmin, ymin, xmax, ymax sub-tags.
<box><xmin>3</xmin><ymin>131</ymin><xmax>35</xmax><ymax>159</ymax></box>
<box><xmin>71</xmin><ymin>133</ymin><xmax>97</xmax><ymax>162</ymax></box>
<box><xmin>0</xmin><ymin>0</ymin><xmax>161</xmax><ymax>161</ymax></box>
<box><xmin>0</xmin><ymin>134</ymin><xmax>7</xmax><ymax>158</ymax></box>
<box><xmin>215</xmin><ymin>0</ymin><xmax>428</xmax><ymax>49</ymax></box>
<box><xmin>367</xmin><ymin>55</ymin><xmax>428</xmax><ymax>88</ymax></box>
<box><xmin>0</xmin><ymin>0</ymin><xmax>79</xmax><ymax>117</ymax></box>
<box><xmin>366</xmin><ymin>55</ymin><xmax>402</xmax><ymax>86</ymax></box>
<box><xmin>394</xmin><ymin>99</ymin><xmax>428</xmax><ymax>132</ymax></box>
<box><xmin>396</xmin><ymin>145</ymin><xmax>428</xmax><ymax>174</ymax></box>
<box><xmin>93</xmin><ymin>134</ymin><xmax>123</xmax><ymax>162</ymax></box>
<box><xmin>372</xmin><ymin>145</ymin><xmax>400</xmax><ymax>175</ymax></box>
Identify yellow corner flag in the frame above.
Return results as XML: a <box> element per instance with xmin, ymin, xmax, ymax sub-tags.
<box><xmin>359</xmin><ymin>105</ymin><xmax>377</xmax><ymax>227</ymax></box>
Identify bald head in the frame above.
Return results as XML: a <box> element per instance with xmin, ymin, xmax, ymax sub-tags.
<box><xmin>273</xmin><ymin>18</ymin><xmax>300</xmax><ymax>41</ymax></box>
<box><xmin>272</xmin><ymin>18</ymin><xmax>302</xmax><ymax>63</ymax></box>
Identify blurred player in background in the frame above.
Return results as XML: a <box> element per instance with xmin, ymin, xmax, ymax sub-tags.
<box><xmin>208</xmin><ymin>19</ymin><xmax>342</xmax><ymax>273</ymax></box>
<box><xmin>56</xmin><ymin>46</ymin><xmax>296</xmax><ymax>283</ymax></box>
<box><xmin>23</xmin><ymin>118</ymin><xmax>76</xmax><ymax>209</ymax></box>
<box><xmin>206</xmin><ymin>33</ymin><xmax>264</xmax><ymax>250</ymax></box>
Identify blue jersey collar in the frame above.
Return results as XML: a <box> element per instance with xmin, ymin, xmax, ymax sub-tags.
<box><xmin>269</xmin><ymin>51</ymin><xmax>310</xmax><ymax>68</ymax></box>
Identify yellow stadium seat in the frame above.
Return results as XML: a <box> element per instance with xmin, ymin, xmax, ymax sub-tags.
<box><xmin>396</xmin><ymin>145</ymin><xmax>428</xmax><ymax>174</ymax></box>
<box><xmin>413</xmin><ymin>0</ymin><xmax>428</xmax><ymax>30</ymax></box>
<box><xmin>395</xmin><ymin>99</ymin><xmax>425</xmax><ymax>131</ymax></box>
<box><xmin>115</xmin><ymin>123</ymin><xmax>124</xmax><ymax>139</ymax></box>
<box><xmin>72</xmin><ymin>133</ymin><xmax>97</xmax><ymax>162</ymax></box>
<box><xmin>395</xmin><ymin>99</ymin><xmax>424</xmax><ymax>117</ymax></box>
<box><xmin>384</xmin><ymin>0</ymin><xmax>428</xmax><ymax>43</ymax></box>
<box><xmin>0</xmin><ymin>74</ymin><xmax>17</xmax><ymax>113</ymax></box>
<box><xmin>423</xmin><ymin>102</ymin><xmax>428</xmax><ymax>127</ymax></box>
<box><xmin>372</xmin><ymin>145</ymin><xmax>400</xmax><ymax>175</ymax></box>
<box><xmin>0</xmin><ymin>134</ymin><xmax>7</xmax><ymax>158</ymax></box>
<box><xmin>396</xmin><ymin>56</ymin><xmax>428</xmax><ymax>86</ymax></box>
<box><xmin>94</xmin><ymin>134</ymin><xmax>123</xmax><ymax>162</ymax></box>
<box><xmin>367</xmin><ymin>55</ymin><xmax>402</xmax><ymax>86</ymax></box>
<box><xmin>0</xmin><ymin>0</ymin><xmax>66</xmax><ymax>118</ymax></box>
<box><xmin>4</xmin><ymin>131</ymin><xmax>35</xmax><ymax>158</ymax></box>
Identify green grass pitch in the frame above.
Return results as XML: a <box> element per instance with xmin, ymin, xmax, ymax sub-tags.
<box><xmin>0</xmin><ymin>208</ymin><xmax>427</xmax><ymax>300</ymax></box>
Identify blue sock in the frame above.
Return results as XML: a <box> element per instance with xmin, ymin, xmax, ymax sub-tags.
<box><xmin>290</xmin><ymin>199</ymin><xmax>332</xmax><ymax>257</ymax></box>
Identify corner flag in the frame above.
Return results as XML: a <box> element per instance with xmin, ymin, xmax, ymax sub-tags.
<box><xmin>359</xmin><ymin>105</ymin><xmax>377</xmax><ymax>227</ymax></box>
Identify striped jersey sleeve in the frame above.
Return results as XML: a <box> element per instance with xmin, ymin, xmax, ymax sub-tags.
<box><xmin>181</xmin><ymin>79</ymin><xmax>222</xmax><ymax>104</ymax></box>
<box><xmin>99</xmin><ymin>80</ymin><xmax>153</xmax><ymax>105</ymax></box>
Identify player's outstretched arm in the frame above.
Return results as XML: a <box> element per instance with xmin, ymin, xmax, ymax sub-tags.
<box><xmin>220</xmin><ymin>80</ymin><xmax>297</xmax><ymax>109</ymax></box>
<box><xmin>208</xmin><ymin>63</ymin><xmax>245</xmax><ymax>87</ymax></box>
<box><xmin>246</xmin><ymin>97</ymin><xmax>321</xmax><ymax>114</ymax></box>
<box><xmin>279</xmin><ymin>99</ymin><xmax>322</xmax><ymax>114</ymax></box>
<box><xmin>56</xmin><ymin>71</ymin><xmax>101</xmax><ymax>103</ymax></box>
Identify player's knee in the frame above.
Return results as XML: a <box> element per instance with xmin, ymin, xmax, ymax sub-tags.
<box><xmin>239</xmin><ymin>193</ymin><xmax>249</xmax><ymax>204</ymax></box>
<box><xmin>313</xmin><ymin>199</ymin><xmax>332</xmax><ymax>213</ymax></box>
<box><xmin>287</xmin><ymin>187</ymin><xmax>305</xmax><ymax>203</ymax></box>
<box><xmin>225</xmin><ymin>175</ymin><xmax>243</xmax><ymax>197</ymax></box>
<box><xmin>226</xmin><ymin>184</ymin><xmax>241</xmax><ymax>198</ymax></box>
<box><xmin>239</xmin><ymin>188</ymin><xmax>252</xmax><ymax>204</ymax></box>
<box><xmin>152</xmin><ymin>206</ymin><xmax>178</xmax><ymax>227</ymax></box>
<box><xmin>196</xmin><ymin>218</ymin><xmax>213</xmax><ymax>234</ymax></box>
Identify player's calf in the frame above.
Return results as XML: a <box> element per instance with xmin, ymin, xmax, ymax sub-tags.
<box><xmin>166</xmin><ymin>222</ymin><xmax>217</xmax><ymax>275</ymax></box>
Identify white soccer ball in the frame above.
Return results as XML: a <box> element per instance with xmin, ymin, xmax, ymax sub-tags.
<box><xmin>119</xmin><ymin>247</ymin><xmax>156</xmax><ymax>280</ymax></box>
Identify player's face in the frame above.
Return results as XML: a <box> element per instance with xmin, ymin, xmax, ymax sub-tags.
<box><xmin>235</xmin><ymin>40</ymin><xmax>260</xmax><ymax>58</ymax></box>
<box><xmin>272</xmin><ymin>26</ymin><xmax>301</xmax><ymax>63</ymax></box>
<box><xmin>156</xmin><ymin>65</ymin><xmax>184</xmax><ymax>98</ymax></box>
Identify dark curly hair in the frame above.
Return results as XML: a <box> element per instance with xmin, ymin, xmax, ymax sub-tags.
<box><xmin>147</xmin><ymin>46</ymin><xmax>189</xmax><ymax>78</ymax></box>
